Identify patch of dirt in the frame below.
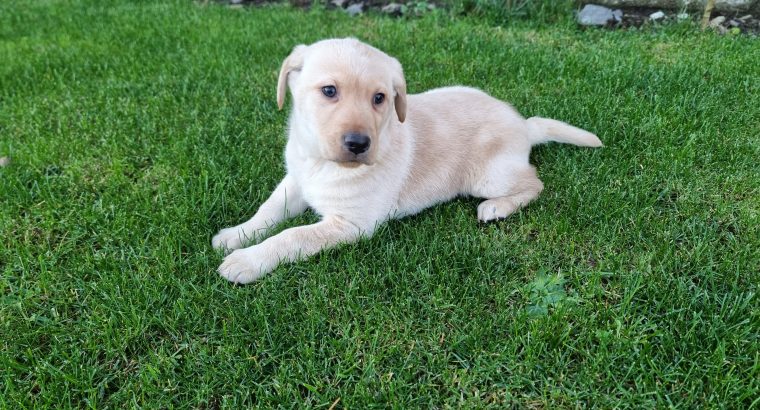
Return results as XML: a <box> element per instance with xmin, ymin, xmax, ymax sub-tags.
<box><xmin>604</xmin><ymin>7</ymin><xmax>759</xmax><ymax>35</ymax></box>
<box><xmin>217</xmin><ymin>0</ymin><xmax>760</xmax><ymax>36</ymax></box>
<box><xmin>704</xmin><ymin>13</ymin><xmax>760</xmax><ymax>35</ymax></box>
<box><xmin>606</xmin><ymin>7</ymin><xmax>663</xmax><ymax>29</ymax></box>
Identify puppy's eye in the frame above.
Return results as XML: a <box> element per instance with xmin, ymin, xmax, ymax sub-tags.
<box><xmin>322</xmin><ymin>86</ymin><xmax>337</xmax><ymax>98</ymax></box>
<box><xmin>373</xmin><ymin>93</ymin><xmax>385</xmax><ymax>105</ymax></box>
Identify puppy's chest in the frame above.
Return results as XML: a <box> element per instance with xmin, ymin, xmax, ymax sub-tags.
<box><xmin>290</xmin><ymin>161</ymin><xmax>398</xmax><ymax>220</ymax></box>
<box><xmin>291</xmin><ymin>164</ymin><xmax>368</xmax><ymax>213</ymax></box>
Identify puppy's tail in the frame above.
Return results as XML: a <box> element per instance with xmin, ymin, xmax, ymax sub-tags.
<box><xmin>526</xmin><ymin>117</ymin><xmax>602</xmax><ymax>147</ymax></box>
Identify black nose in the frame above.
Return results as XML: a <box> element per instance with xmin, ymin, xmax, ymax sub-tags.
<box><xmin>342</xmin><ymin>132</ymin><xmax>370</xmax><ymax>155</ymax></box>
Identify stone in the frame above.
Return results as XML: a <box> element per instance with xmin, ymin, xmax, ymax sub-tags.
<box><xmin>345</xmin><ymin>3</ymin><xmax>363</xmax><ymax>16</ymax></box>
<box><xmin>709</xmin><ymin>15</ymin><xmax>727</xmax><ymax>27</ymax></box>
<box><xmin>649</xmin><ymin>10</ymin><xmax>666</xmax><ymax>20</ymax></box>
<box><xmin>578</xmin><ymin>4</ymin><xmax>621</xmax><ymax>26</ymax></box>
<box><xmin>0</xmin><ymin>157</ymin><xmax>10</xmax><ymax>167</ymax></box>
<box><xmin>331</xmin><ymin>0</ymin><xmax>347</xmax><ymax>8</ymax></box>
<box><xmin>381</xmin><ymin>2</ymin><xmax>402</xmax><ymax>14</ymax></box>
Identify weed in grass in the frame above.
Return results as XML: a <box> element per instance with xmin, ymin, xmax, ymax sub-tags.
<box><xmin>524</xmin><ymin>270</ymin><xmax>577</xmax><ymax>317</ymax></box>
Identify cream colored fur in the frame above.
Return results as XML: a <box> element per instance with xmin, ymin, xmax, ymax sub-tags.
<box><xmin>212</xmin><ymin>38</ymin><xmax>602</xmax><ymax>283</ymax></box>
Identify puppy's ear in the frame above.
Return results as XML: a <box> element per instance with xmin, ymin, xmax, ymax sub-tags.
<box><xmin>276</xmin><ymin>45</ymin><xmax>307</xmax><ymax>110</ymax></box>
<box><xmin>390</xmin><ymin>58</ymin><xmax>407</xmax><ymax>123</ymax></box>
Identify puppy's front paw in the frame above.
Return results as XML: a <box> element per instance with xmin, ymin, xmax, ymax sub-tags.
<box><xmin>211</xmin><ymin>227</ymin><xmax>246</xmax><ymax>252</ymax></box>
<box><xmin>217</xmin><ymin>246</ymin><xmax>277</xmax><ymax>284</ymax></box>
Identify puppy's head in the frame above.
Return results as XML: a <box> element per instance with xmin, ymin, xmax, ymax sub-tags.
<box><xmin>277</xmin><ymin>38</ymin><xmax>407</xmax><ymax>166</ymax></box>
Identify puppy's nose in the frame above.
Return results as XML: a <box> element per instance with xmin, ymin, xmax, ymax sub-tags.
<box><xmin>342</xmin><ymin>132</ymin><xmax>371</xmax><ymax>155</ymax></box>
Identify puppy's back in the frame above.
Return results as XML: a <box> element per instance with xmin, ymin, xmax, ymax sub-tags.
<box><xmin>396</xmin><ymin>87</ymin><xmax>533</xmax><ymax>215</ymax></box>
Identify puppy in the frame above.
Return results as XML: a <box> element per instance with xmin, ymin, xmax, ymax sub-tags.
<box><xmin>212</xmin><ymin>38</ymin><xmax>601</xmax><ymax>283</ymax></box>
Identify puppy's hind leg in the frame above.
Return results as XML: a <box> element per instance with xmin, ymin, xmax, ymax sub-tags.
<box><xmin>475</xmin><ymin>166</ymin><xmax>544</xmax><ymax>223</ymax></box>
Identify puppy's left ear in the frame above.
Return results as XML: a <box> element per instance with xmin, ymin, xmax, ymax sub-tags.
<box><xmin>277</xmin><ymin>45</ymin><xmax>307</xmax><ymax>110</ymax></box>
<box><xmin>391</xmin><ymin>58</ymin><xmax>407</xmax><ymax>123</ymax></box>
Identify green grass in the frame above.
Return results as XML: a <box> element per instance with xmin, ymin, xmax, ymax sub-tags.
<box><xmin>1</xmin><ymin>0</ymin><xmax>759</xmax><ymax>407</ymax></box>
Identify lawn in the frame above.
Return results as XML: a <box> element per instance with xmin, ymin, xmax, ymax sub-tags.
<box><xmin>1</xmin><ymin>0</ymin><xmax>758</xmax><ymax>407</ymax></box>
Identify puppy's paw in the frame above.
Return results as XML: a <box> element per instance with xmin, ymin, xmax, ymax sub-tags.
<box><xmin>211</xmin><ymin>227</ymin><xmax>247</xmax><ymax>252</ymax></box>
<box><xmin>477</xmin><ymin>198</ymin><xmax>518</xmax><ymax>222</ymax></box>
<box><xmin>217</xmin><ymin>246</ymin><xmax>277</xmax><ymax>284</ymax></box>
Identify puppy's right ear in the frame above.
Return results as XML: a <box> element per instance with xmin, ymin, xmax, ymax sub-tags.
<box><xmin>276</xmin><ymin>45</ymin><xmax>307</xmax><ymax>110</ymax></box>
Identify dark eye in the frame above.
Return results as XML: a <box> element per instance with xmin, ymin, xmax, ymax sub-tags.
<box><xmin>322</xmin><ymin>86</ymin><xmax>337</xmax><ymax>98</ymax></box>
<box><xmin>373</xmin><ymin>93</ymin><xmax>385</xmax><ymax>105</ymax></box>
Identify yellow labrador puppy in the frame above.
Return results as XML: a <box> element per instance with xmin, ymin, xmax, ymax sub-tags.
<box><xmin>212</xmin><ymin>38</ymin><xmax>601</xmax><ymax>283</ymax></box>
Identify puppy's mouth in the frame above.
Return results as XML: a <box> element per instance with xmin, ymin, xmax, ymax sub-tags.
<box><xmin>335</xmin><ymin>155</ymin><xmax>372</xmax><ymax>168</ymax></box>
<box><xmin>332</xmin><ymin>149</ymin><xmax>373</xmax><ymax>167</ymax></box>
<box><xmin>337</xmin><ymin>160</ymin><xmax>363</xmax><ymax>168</ymax></box>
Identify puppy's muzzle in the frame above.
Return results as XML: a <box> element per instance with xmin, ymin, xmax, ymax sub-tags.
<box><xmin>342</xmin><ymin>132</ymin><xmax>371</xmax><ymax>155</ymax></box>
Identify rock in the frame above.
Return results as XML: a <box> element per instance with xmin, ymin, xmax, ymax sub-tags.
<box><xmin>677</xmin><ymin>12</ymin><xmax>690</xmax><ymax>20</ymax></box>
<box><xmin>649</xmin><ymin>10</ymin><xmax>666</xmax><ymax>20</ymax></box>
<box><xmin>737</xmin><ymin>14</ymin><xmax>753</xmax><ymax>20</ymax></box>
<box><xmin>381</xmin><ymin>2</ymin><xmax>402</xmax><ymax>14</ymax></box>
<box><xmin>585</xmin><ymin>0</ymin><xmax>758</xmax><ymax>14</ymax></box>
<box><xmin>727</xmin><ymin>18</ymin><xmax>741</xmax><ymax>26</ymax></box>
<box><xmin>0</xmin><ymin>156</ymin><xmax>10</xmax><ymax>167</ymax></box>
<box><xmin>577</xmin><ymin>4</ymin><xmax>622</xmax><ymax>26</ymax></box>
<box><xmin>709</xmin><ymin>15</ymin><xmax>727</xmax><ymax>27</ymax></box>
<box><xmin>345</xmin><ymin>3</ymin><xmax>363</xmax><ymax>16</ymax></box>
<box><xmin>331</xmin><ymin>0</ymin><xmax>347</xmax><ymax>8</ymax></box>
<box><xmin>229</xmin><ymin>0</ymin><xmax>244</xmax><ymax>3</ymax></box>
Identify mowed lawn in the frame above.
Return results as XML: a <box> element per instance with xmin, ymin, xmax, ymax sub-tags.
<box><xmin>1</xmin><ymin>0</ymin><xmax>758</xmax><ymax>407</ymax></box>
